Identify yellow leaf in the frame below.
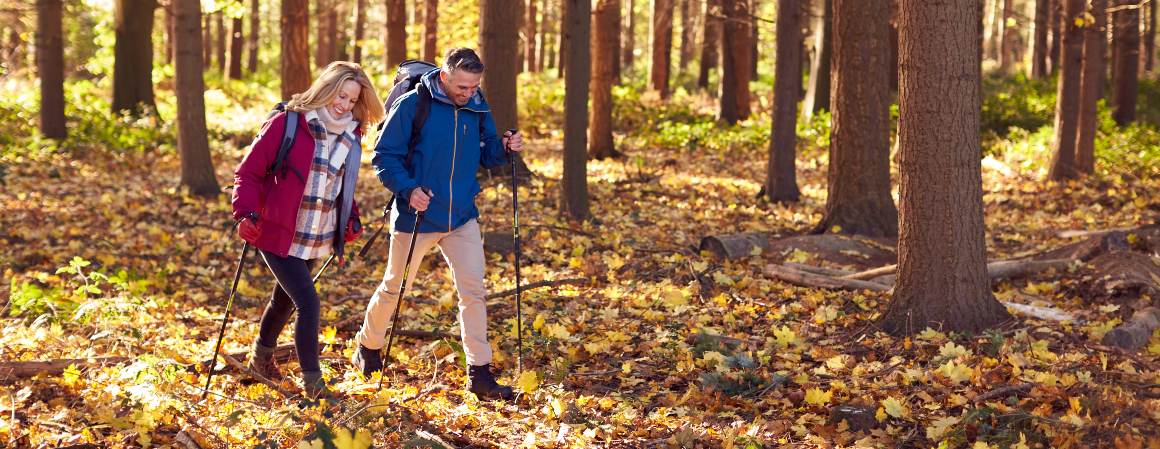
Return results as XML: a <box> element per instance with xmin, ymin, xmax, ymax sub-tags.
<box><xmin>702</xmin><ymin>351</ymin><xmax>728</xmax><ymax>370</ymax></box>
<box><xmin>881</xmin><ymin>396</ymin><xmax>910</xmax><ymax>419</ymax></box>
<box><xmin>544</xmin><ymin>323</ymin><xmax>571</xmax><ymax>340</ymax></box>
<box><xmin>875</xmin><ymin>407</ymin><xmax>887</xmax><ymax>422</ymax></box>
<box><xmin>937</xmin><ymin>361</ymin><xmax>973</xmax><ymax>384</ymax></box>
<box><xmin>712</xmin><ymin>271</ymin><xmax>734</xmax><ymax>286</ymax></box>
<box><xmin>516</xmin><ymin>370</ymin><xmax>539</xmax><ymax>393</ymax></box>
<box><xmin>804</xmin><ymin>388</ymin><xmax>832</xmax><ymax>406</ymax></box>
<box><xmin>62</xmin><ymin>363</ymin><xmax>81</xmax><ymax>387</ymax></box>
<box><xmin>320</xmin><ymin>326</ymin><xmax>338</xmax><ymax>345</ymax></box>
<box><xmin>692</xmin><ymin>260</ymin><xmax>708</xmax><ymax>272</ymax></box>
<box><xmin>772</xmin><ymin>326</ymin><xmax>799</xmax><ymax>348</ymax></box>
<box><xmin>662</xmin><ymin>285</ymin><xmax>689</xmax><ymax>309</ymax></box>
<box><xmin>297</xmin><ymin>439</ymin><xmax>324</xmax><ymax>449</ymax></box>
<box><xmin>926</xmin><ymin>416</ymin><xmax>960</xmax><ymax>441</ymax></box>
<box><xmin>532</xmin><ymin>313</ymin><xmax>546</xmax><ymax>331</ymax></box>
<box><xmin>551</xmin><ymin>396</ymin><xmax>565</xmax><ymax>418</ymax></box>
<box><xmin>938</xmin><ymin>342</ymin><xmax>970</xmax><ymax>359</ymax></box>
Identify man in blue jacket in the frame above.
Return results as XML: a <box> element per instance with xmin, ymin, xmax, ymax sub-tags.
<box><xmin>352</xmin><ymin>48</ymin><xmax>523</xmax><ymax>401</ymax></box>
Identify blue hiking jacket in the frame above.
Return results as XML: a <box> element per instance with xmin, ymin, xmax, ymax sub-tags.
<box><xmin>372</xmin><ymin>69</ymin><xmax>510</xmax><ymax>233</ymax></box>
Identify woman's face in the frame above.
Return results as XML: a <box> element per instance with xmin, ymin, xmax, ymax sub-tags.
<box><xmin>328</xmin><ymin>79</ymin><xmax>361</xmax><ymax>117</ymax></box>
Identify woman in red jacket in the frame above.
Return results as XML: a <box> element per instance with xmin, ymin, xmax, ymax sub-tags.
<box><xmin>232</xmin><ymin>61</ymin><xmax>385</xmax><ymax>399</ymax></box>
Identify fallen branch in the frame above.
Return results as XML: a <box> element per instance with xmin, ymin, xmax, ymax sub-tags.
<box><xmin>785</xmin><ymin>263</ymin><xmax>856</xmax><ymax>277</ymax></box>
<box><xmin>1057</xmin><ymin>227</ymin><xmax>1135</xmax><ymax>239</ymax></box>
<box><xmin>0</xmin><ymin>357</ymin><xmax>130</xmax><ymax>380</ymax></box>
<box><xmin>486</xmin><ymin>278</ymin><xmax>589</xmax><ymax>301</ymax></box>
<box><xmin>1000</xmin><ymin>301</ymin><xmax>1075</xmax><ymax>322</ymax></box>
<box><xmin>1101</xmin><ymin>307</ymin><xmax>1160</xmax><ymax>351</ymax></box>
<box><xmin>218</xmin><ymin>353</ymin><xmax>293</xmax><ymax>398</ymax></box>
<box><xmin>841</xmin><ymin>264</ymin><xmax>897</xmax><ymax>281</ymax></box>
<box><xmin>973</xmin><ymin>382</ymin><xmax>1034</xmax><ymax>403</ymax></box>
<box><xmin>765</xmin><ymin>264</ymin><xmax>891</xmax><ymax>292</ymax></box>
<box><xmin>842</xmin><ymin>258</ymin><xmax>1076</xmax><ymax>282</ymax></box>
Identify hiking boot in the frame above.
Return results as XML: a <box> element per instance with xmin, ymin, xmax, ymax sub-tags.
<box><xmin>247</xmin><ymin>341</ymin><xmax>284</xmax><ymax>382</ymax></box>
<box><xmin>466</xmin><ymin>364</ymin><xmax>515</xmax><ymax>401</ymax></box>
<box><xmin>302</xmin><ymin>371</ymin><xmax>339</xmax><ymax>401</ymax></box>
<box><xmin>351</xmin><ymin>344</ymin><xmax>383</xmax><ymax>378</ymax></box>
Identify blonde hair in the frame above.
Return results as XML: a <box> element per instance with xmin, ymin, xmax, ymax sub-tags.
<box><xmin>285</xmin><ymin>61</ymin><xmax>385</xmax><ymax>133</ymax></box>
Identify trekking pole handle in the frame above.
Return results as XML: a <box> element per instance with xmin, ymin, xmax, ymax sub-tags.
<box><xmin>504</xmin><ymin>129</ymin><xmax>519</xmax><ymax>152</ymax></box>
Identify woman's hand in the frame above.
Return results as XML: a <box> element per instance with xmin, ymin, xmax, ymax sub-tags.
<box><xmin>238</xmin><ymin>216</ymin><xmax>261</xmax><ymax>243</ymax></box>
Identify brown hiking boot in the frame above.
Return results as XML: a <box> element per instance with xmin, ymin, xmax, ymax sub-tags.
<box><xmin>466</xmin><ymin>364</ymin><xmax>515</xmax><ymax>401</ymax></box>
<box><xmin>247</xmin><ymin>341</ymin><xmax>284</xmax><ymax>382</ymax></box>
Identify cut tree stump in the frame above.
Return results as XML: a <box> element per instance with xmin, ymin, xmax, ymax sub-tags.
<box><xmin>0</xmin><ymin>357</ymin><xmax>130</xmax><ymax>380</ymax></box>
<box><xmin>1101</xmin><ymin>307</ymin><xmax>1160</xmax><ymax>351</ymax></box>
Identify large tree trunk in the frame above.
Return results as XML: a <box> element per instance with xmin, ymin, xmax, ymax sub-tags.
<box><xmin>802</xmin><ymin>0</ymin><xmax>831</xmax><ymax>121</ymax></box>
<box><xmin>880</xmin><ymin>0</ymin><xmax>1011</xmax><ymax>336</ymax></box>
<box><xmin>480</xmin><ymin>0</ymin><xmax>523</xmax><ymax>132</ymax></box>
<box><xmin>281</xmin><ymin>0</ymin><xmax>311</xmax><ymax>99</ymax></box>
<box><xmin>719</xmin><ymin>0</ymin><xmax>751</xmax><ymax>123</ymax></box>
<box><xmin>814</xmin><ymin>0</ymin><xmax>896</xmax><ymax>237</ymax></box>
<box><xmin>1032</xmin><ymin>0</ymin><xmax>1049</xmax><ymax>77</ymax></box>
<box><xmin>175</xmin><ymin>0</ymin><xmax>219</xmax><ymax>197</ymax></box>
<box><xmin>561</xmin><ymin>0</ymin><xmax>591</xmax><ymax>221</ymax></box>
<box><xmin>1075</xmin><ymin>0</ymin><xmax>1107</xmax><ymax>176</ymax></box>
<box><xmin>525</xmin><ymin>0</ymin><xmax>539</xmax><ymax>71</ymax></box>
<box><xmin>677</xmin><ymin>0</ymin><xmax>695</xmax><ymax>72</ymax></box>
<box><xmin>215</xmin><ymin>11</ymin><xmax>226</xmax><ymax>73</ymax></box>
<box><xmin>763</xmin><ymin>0</ymin><xmax>800</xmax><ymax>203</ymax></box>
<box><xmin>227</xmin><ymin>17</ymin><xmax>244</xmax><ymax>79</ymax></box>
<box><xmin>1047</xmin><ymin>0</ymin><xmax>1084</xmax><ymax>180</ymax></box>
<box><xmin>889</xmin><ymin>0</ymin><xmax>899</xmax><ymax>93</ymax></box>
<box><xmin>1111</xmin><ymin>0</ymin><xmax>1139</xmax><ymax>126</ymax></box>
<box><xmin>113</xmin><ymin>0</ymin><xmax>157</xmax><ymax>115</ymax></box>
<box><xmin>622</xmin><ymin>0</ymin><xmax>636</xmax><ymax>70</ymax></box>
<box><xmin>37</xmin><ymin>0</ymin><xmax>66</xmax><ymax>139</ymax></box>
<box><xmin>248</xmin><ymin>0</ymin><xmax>259</xmax><ymax>72</ymax></box>
<box><xmin>697</xmin><ymin>0</ymin><xmax>720</xmax><ymax>90</ymax></box>
<box><xmin>1049</xmin><ymin>0</ymin><xmax>1060</xmax><ymax>73</ymax></box>
<box><xmin>354</xmin><ymin>0</ymin><xmax>367</xmax><ymax>63</ymax></box>
<box><xmin>590</xmin><ymin>0</ymin><xmax>620</xmax><ymax>159</ymax></box>
<box><xmin>385</xmin><ymin>0</ymin><xmax>406</xmax><ymax>68</ymax></box>
<box><xmin>649</xmin><ymin>0</ymin><xmax>674</xmax><ymax>97</ymax></box>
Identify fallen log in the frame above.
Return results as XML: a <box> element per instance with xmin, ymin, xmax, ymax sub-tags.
<box><xmin>1101</xmin><ymin>307</ymin><xmax>1160</xmax><ymax>351</ymax></box>
<box><xmin>1000</xmin><ymin>302</ymin><xmax>1075</xmax><ymax>322</ymax></box>
<box><xmin>784</xmin><ymin>263</ymin><xmax>856</xmax><ymax>277</ymax></box>
<box><xmin>0</xmin><ymin>357</ymin><xmax>130</xmax><ymax>380</ymax></box>
<box><xmin>700</xmin><ymin>232</ymin><xmax>774</xmax><ymax>259</ymax></box>
<box><xmin>842</xmin><ymin>259</ymin><xmax>1076</xmax><ymax>282</ymax></box>
<box><xmin>764</xmin><ymin>264</ymin><xmax>891</xmax><ymax>292</ymax></box>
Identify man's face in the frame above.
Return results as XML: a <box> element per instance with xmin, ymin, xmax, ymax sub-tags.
<box><xmin>439</xmin><ymin>69</ymin><xmax>482</xmax><ymax>106</ymax></box>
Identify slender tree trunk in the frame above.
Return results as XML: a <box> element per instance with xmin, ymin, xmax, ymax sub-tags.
<box><xmin>622</xmin><ymin>0</ymin><xmax>636</xmax><ymax>70</ymax></box>
<box><xmin>282</xmin><ymin>0</ymin><xmax>311</xmax><ymax>99</ymax></box>
<box><xmin>248</xmin><ymin>0</ymin><xmax>259</xmax><ymax>72</ymax></box>
<box><xmin>1047</xmin><ymin>0</ymin><xmax>1084</xmax><ymax>180</ymax></box>
<box><xmin>354</xmin><ymin>0</ymin><xmax>367</xmax><ymax>62</ymax></box>
<box><xmin>385</xmin><ymin>0</ymin><xmax>406</xmax><ymax>68</ymax></box>
<box><xmin>215</xmin><ymin>11</ymin><xmax>226</xmax><ymax>73</ymax></box>
<box><xmin>590</xmin><ymin>0</ymin><xmax>620</xmax><ymax>159</ymax></box>
<box><xmin>750</xmin><ymin>0</ymin><xmax>759</xmax><ymax>78</ymax></box>
<box><xmin>543</xmin><ymin>0</ymin><xmax>555</xmax><ymax>71</ymax></box>
<box><xmin>1049</xmin><ymin>0</ymin><xmax>1060</xmax><ymax>73</ymax></box>
<box><xmin>316</xmin><ymin>0</ymin><xmax>329</xmax><ymax>67</ymax></box>
<box><xmin>1111</xmin><ymin>0</ymin><xmax>1139</xmax><ymax>125</ymax></box>
<box><xmin>697</xmin><ymin>0</ymin><xmax>720</xmax><ymax>89</ymax></box>
<box><xmin>227</xmin><ymin>17</ymin><xmax>244</xmax><ymax>79</ymax></box>
<box><xmin>561</xmin><ymin>0</ymin><xmax>591</xmax><ymax>220</ymax></box>
<box><xmin>1076</xmin><ymin>0</ymin><xmax>1107</xmax><ymax>176</ymax></box>
<box><xmin>802</xmin><ymin>0</ymin><xmax>831</xmax><ymax>121</ymax></box>
<box><xmin>763</xmin><ymin>0</ymin><xmax>800</xmax><ymax>203</ymax></box>
<box><xmin>202</xmin><ymin>14</ymin><xmax>212</xmax><ymax>70</ymax></box>
<box><xmin>481</xmin><ymin>0</ymin><xmax>523</xmax><ymax>133</ymax></box>
<box><xmin>175</xmin><ymin>0</ymin><xmax>219</xmax><ymax>196</ymax></box>
<box><xmin>166</xmin><ymin>5</ymin><xmax>176</xmax><ymax>64</ymax></box>
<box><xmin>113</xmin><ymin>0</ymin><xmax>158</xmax><ymax>114</ymax></box>
<box><xmin>678</xmin><ymin>0</ymin><xmax>694</xmax><ymax>73</ymax></box>
<box><xmin>334</xmin><ymin>0</ymin><xmax>348</xmax><ymax>61</ymax></box>
<box><xmin>815</xmin><ymin>0</ymin><xmax>896</xmax><ymax>237</ymax></box>
<box><xmin>880</xmin><ymin>0</ymin><xmax>1011</xmax><ymax>336</ymax></box>
<box><xmin>998</xmin><ymin>0</ymin><xmax>1015</xmax><ymax>72</ymax></box>
<box><xmin>719</xmin><ymin>0</ymin><xmax>751</xmax><ymax>123</ymax></box>
<box><xmin>1032</xmin><ymin>0</ymin><xmax>1049</xmax><ymax>77</ymax></box>
<box><xmin>526</xmin><ymin>0</ymin><xmax>539</xmax><ymax>71</ymax></box>
<box><xmin>37</xmin><ymin>0</ymin><xmax>66</xmax><ymax>139</ymax></box>
<box><xmin>649</xmin><ymin>0</ymin><xmax>674</xmax><ymax>97</ymax></box>
<box><xmin>1146</xmin><ymin>0</ymin><xmax>1156</xmax><ymax>72</ymax></box>
<box><xmin>985</xmin><ymin>0</ymin><xmax>1001</xmax><ymax>60</ymax></box>
<box><xmin>890</xmin><ymin>0</ymin><xmax>899</xmax><ymax>94</ymax></box>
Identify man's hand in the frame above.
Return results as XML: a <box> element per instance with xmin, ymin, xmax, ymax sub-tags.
<box><xmin>238</xmin><ymin>216</ymin><xmax>261</xmax><ymax>243</ymax></box>
<box><xmin>409</xmin><ymin>187</ymin><xmax>432</xmax><ymax>212</ymax></box>
<box><xmin>503</xmin><ymin>130</ymin><xmax>523</xmax><ymax>153</ymax></box>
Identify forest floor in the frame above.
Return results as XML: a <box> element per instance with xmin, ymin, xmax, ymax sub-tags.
<box><xmin>2</xmin><ymin>101</ymin><xmax>1159</xmax><ymax>448</ymax></box>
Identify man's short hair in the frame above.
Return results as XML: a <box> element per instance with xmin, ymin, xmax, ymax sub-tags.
<box><xmin>443</xmin><ymin>48</ymin><xmax>485</xmax><ymax>74</ymax></box>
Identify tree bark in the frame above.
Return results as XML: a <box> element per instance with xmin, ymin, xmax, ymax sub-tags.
<box><xmin>334</xmin><ymin>0</ymin><xmax>348</xmax><ymax>61</ymax></box>
<box><xmin>354</xmin><ymin>0</ymin><xmax>367</xmax><ymax>63</ymax></box>
<box><xmin>750</xmin><ymin>0</ymin><xmax>759</xmax><ymax>78</ymax></box>
<box><xmin>113</xmin><ymin>0</ymin><xmax>157</xmax><ymax>115</ymax></box>
<box><xmin>215</xmin><ymin>11</ymin><xmax>226</xmax><ymax>73</ymax></box>
<box><xmin>802</xmin><ymin>0</ymin><xmax>831</xmax><ymax>121</ymax></box>
<box><xmin>316</xmin><ymin>0</ymin><xmax>330</xmax><ymax>67</ymax></box>
<box><xmin>622</xmin><ymin>0</ymin><xmax>636</xmax><ymax>70</ymax></box>
<box><xmin>37</xmin><ymin>0</ymin><xmax>66</xmax><ymax>139</ymax></box>
<box><xmin>719</xmin><ymin>0</ymin><xmax>751</xmax><ymax>123</ymax></box>
<box><xmin>525</xmin><ymin>0</ymin><xmax>538</xmax><ymax>71</ymax></box>
<box><xmin>543</xmin><ymin>0</ymin><xmax>556</xmax><ymax>71</ymax></box>
<box><xmin>1047</xmin><ymin>0</ymin><xmax>1085</xmax><ymax>180</ymax></box>
<box><xmin>1049</xmin><ymin>0</ymin><xmax>1060</xmax><ymax>73</ymax></box>
<box><xmin>281</xmin><ymin>0</ymin><xmax>311</xmax><ymax>99</ymax></box>
<box><xmin>998</xmin><ymin>0</ymin><xmax>1015</xmax><ymax>72</ymax></box>
<box><xmin>697</xmin><ymin>0</ymin><xmax>720</xmax><ymax>89</ymax></box>
<box><xmin>561</xmin><ymin>0</ymin><xmax>591</xmax><ymax>220</ymax></box>
<box><xmin>678</xmin><ymin>0</ymin><xmax>694</xmax><ymax>72</ymax></box>
<box><xmin>814</xmin><ymin>0</ymin><xmax>896</xmax><ymax>237</ymax></box>
<box><xmin>1146</xmin><ymin>0</ymin><xmax>1156</xmax><ymax>72</ymax></box>
<box><xmin>880</xmin><ymin>0</ymin><xmax>1011</xmax><ymax>336</ymax></box>
<box><xmin>165</xmin><ymin>4</ymin><xmax>176</xmax><ymax>65</ymax></box>
<box><xmin>1076</xmin><ymin>0</ymin><xmax>1107</xmax><ymax>175</ymax></box>
<box><xmin>1111</xmin><ymin>0</ymin><xmax>1139</xmax><ymax>125</ymax></box>
<box><xmin>202</xmin><ymin>14</ymin><xmax>212</xmax><ymax>69</ymax></box>
<box><xmin>762</xmin><ymin>0</ymin><xmax>799</xmax><ymax>202</ymax></box>
<box><xmin>1032</xmin><ymin>0</ymin><xmax>1049</xmax><ymax>77</ymax></box>
<box><xmin>248</xmin><ymin>0</ymin><xmax>259</xmax><ymax>72</ymax></box>
<box><xmin>985</xmin><ymin>0</ymin><xmax>1001</xmax><ymax>60</ymax></box>
<box><xmin>227</xmin><ymin>16</ymin><xmax>244</xmax><ymax>79</ymax></box>
<box><xmin>590</xmin><ymin>0</ymin><xmax>620</xmax><ymax>159</ymax></box>
<box><xmin>480</xmin><ymin>0</ymin><xmax>523</xmax><ymax>133</ymax></box>
<box><xmin>385</xmin><ymin>0</ymin><xmax>407</xmax><ymax>68</ymax></box>
<box><xmin>889</xmin><ymin>0</ymin><xmax>899</xmax><ymax>93</ymax></box>
<box><xmin>649</xmin><ymin>0</ymin><xmax>674</xmax><ymax>97</ymax></box>
<box><xmin>175</xmin><ymin>0</ymin><xmax>219</xmax><ymax>197</ymax></box>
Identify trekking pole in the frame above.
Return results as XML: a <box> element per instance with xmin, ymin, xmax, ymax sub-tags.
<box><xmin>506</xmin><ymin>129</ymin><xmax>524</xmax><ymax>374</ymax></box>
<box><xmin>377</xmin><ymin>188</ymin><xmax>429</xmax><ymax>391</ymax></box>
<box><xmin>202</xmin><ymin>241</ymin><xmax>252</xmax><ymax>400</ymax></box>
<box><xmin>312</xmin><ymin>253</ymin><xmax>335</xmax><ymax>284</ymax></box>
<box><xmin>357</xmin><ymin>203</ymin><xmax>393</xmax><ymax>259</ymax></box>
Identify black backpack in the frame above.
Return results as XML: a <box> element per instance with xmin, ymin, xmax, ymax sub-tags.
<box><xmin>264</xmin><ymin>102</ymin><xmax>303</xmax><ymax>183</ymax></box>
<box><xmin>376</xmin><ymin>59</ymin><xmax>439</xmax><ymax>167</ymax></box>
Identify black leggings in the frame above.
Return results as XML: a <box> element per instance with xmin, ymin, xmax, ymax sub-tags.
<box><xmin>257</xmin><ymin>251</ymin><xmax>321</xmax><ymax>373</ymax></box>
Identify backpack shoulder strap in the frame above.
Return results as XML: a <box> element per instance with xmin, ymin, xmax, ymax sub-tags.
<box><xmin>407</xmin><ymin>83</ymin><xmax>432</xmax><ymax>167</ymax></box>
<box><xmin>269</xmin><ymin>110</ymin><xmax>300</xmax><ymax>180</ymax></box>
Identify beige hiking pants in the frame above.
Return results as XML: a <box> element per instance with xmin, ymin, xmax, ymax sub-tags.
<box><xmin>356</xmin><ymin>219</ymin><xmax>493</xmax><ymax>366</ymax></box>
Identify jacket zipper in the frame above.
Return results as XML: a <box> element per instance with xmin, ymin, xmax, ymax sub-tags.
<box><xmin>449</xmin><ymin>108</ymin><xmax>458</xmax><ymax>232</ymax></box>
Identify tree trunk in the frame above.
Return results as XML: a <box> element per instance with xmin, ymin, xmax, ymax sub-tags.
<box><xmin>750</xmin><ymin>0</ymin><xmax>759</xmax><ymax>78</ymax></box>
<box><xmin>175</xmin><ymin>0</ymin><xmax>219</xmax><ymax>197</ymax></box>
<box><xmin>880</xmin><ymin>0</ymin><xmax>1012</xmax><ymax>336</ymax></box>
<box><xmin>37</xmin><ymin>0</ymin><xmax>66</xmax><ymax>139</ymax></box>
<box><xmin>998</xmin><ymin>0</ymin><xmax>1015</xmax><ymax>72</ymax></box>
<box><xmin>248</xmin><ymin>0</ymin><xmax>259</xmax><ymax>72</ymax></box>
<box><xmin>1111</xmin><ymin>0</ymin><xmax>1139</xmax><ymax>125</ymax></box>
<box><xmin>316</xmin><ymin>0</ymin><xmax>329</xmax><ymax>67</ymax></box>
<box><xmin>334</xmin><ymin>0</ymin><xmax>348</xmax><ymax>61</ymax></box>
<box><xmin>282</xmin><ymin>0</ymin><xmax>311</xmax><ymax>99</ymax></box>
<box><xmin>1049</xmin><ymin>0</ymin><xmax>1060</xmax><ymax>73</ymax></box>
<box><xmin>561</xmin><ymin>0</ymin><xmax>591</xmax><ymax>220</ymax></box>
<box><xmin>525</xmin><ymin>0</ymin><xmax>538</xmax><ymax>71</ymax></box>
<box><xmin>1146</xmin><ymin>0</ymin><xmax>1156</xmax><ymax>72</ymax></box>
<box><xmin>678</xmin><ymin>0</ymin><xmax>694</xmax><ymax>73</ymax></box>
<box><xmin>385</xmin><ymin>0</ymin><xmax>407</xmax><ymax>68</ymax></box>
<box><xmin>227</xmin><ymin>17</ymin><xmax>244</xmax><ymax>79</ymax></box>
<box><xmin>649</xmin><ymin>0</ymin><xmax>674</xmax><ymax>97</ymax></box>
<box><xmin>113</xmin><ymin>0</ymin><xmax>158</xmax><ymax>115</ymax></box>
<box><xmin>354</xmin><ymin>0</ymin><xmax>367</xmax><ymax>62</ymax></box>
<box><xmin>543</xmin><ymin>0</ymin><xmax>556</xmax><ymax>71</ymax></box>
<box><xmin>1032</xmin><ymin>0</ymin><xmax>1049</xmax><ymax>77</ymax></box>
<box><xmin>1046</xmin><ymin>0</ymin><xmax>1084</xmax><ymax>180</ymax></box>
<box><xmin>889</xmin><ymin>0</ymin><xmax>899</xmax><ymax>93</ymax></box>
<box><xmin>985</xmin><ymin>0</ymin><xmax>1001</xmax><ymax>60</ymax></box>
<box><xmin>622</xmin><ymin>0</ymin><xmax>636</xmax><ymax>70</ymax></box>
<box><xmin>763</xmin><ymin>0</ymin><xmax>801</xmax><ymax>203</ymax></box>
<box><xmin>215</xmin><ymin>11</ymin><xmax>226</xmax><ymax>73</ymax></box>
<box><xmin>166</xmin><ymin>4</ymin><xmax>176</xmax><ymax>64</ymax></box>
<box><xmin>814</xmin><ymin>0</ymin><xmax>896</xmax><ymax>237</ymax></box>
<box><xmin>1075</xmin><ymin>0</ymin><xmax>1107</xmax><ymax>176</ymax></box>
<box><xmin>802</xmin><ymin>0</ymin><xmax>831</xmax><ymax>121</ymax></box>
<box><xmin>697</xmin><ymin>0</ymin><xmax>720</xmax><ymax>89</ymax></box>
<box><xmin>202</xmin><ymin>14</ymin><xmax>212</xmax><ymax>68</ymax></box>
<box><xmin>480</xmin><ymin>0</ymin><xmax>523</xmax><ymax>133</ymax></box>
<box><xmin>719</xmin><ymin>0</ymin><xmax>751</xmax><ymax>123</ymax></box>
<box><xmin>590</xmin><ymin>0</ymin><xmax>620</xmax><ymax>159</ymax></box>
